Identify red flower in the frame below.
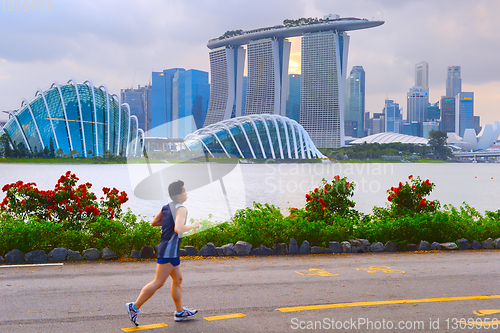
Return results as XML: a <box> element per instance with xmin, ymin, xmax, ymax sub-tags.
<box><xmin>334</xmin><ymin>175</ymin><xmax>340</xmax><ymax>181</ymax></box>
<box><xmin>419</xmin><ymin>199</ymin><xmax>427</xmax><ymax>207</ymax></box>
<box><xmin>409</xmin><ymin>175</ymin><xmax>413</xmax><ymax>179</ymax></box>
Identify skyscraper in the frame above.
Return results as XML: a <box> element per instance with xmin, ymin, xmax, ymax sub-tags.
<box><xmin>151</xmin><ymin>68</ymin><xmax>210</xmax><ymax>138</ymax></box>
<box><xmin>455</xmin><ymin>92</ymin><xmax>474</xmax><ymax>137</ymax></box>
<box><xmin>204</xmin><ymin>46</ymin><xmax>245</xmax><ymax>126</ymax></box>
<box><xmin>344</xmin><ymin>66</ymin><xmax>365</xmax><ymax>138</ymax></box>
<box><xmin>446</xmin><ymin>66</ymin><xmax>461</xmax><ymax>98</ymax></box>
<box><xmin>415</xmin><ymin>61</ymin><xmax>429</xmax><ymax>93</ymax></box>
<box><xmin>301</xmin><ymin>31</ymin><xmax>349</xmax><ymax>148</ymax></box>
<box><xmin>121</xmin><ymin>85</ymin><xmax>152</xmax><ymax>132</ymax></box>
<box><xmin>286</xmin><ymin>74</ymin><xmax>301</xmax><ymax>123</ymax></box>
<box><xmin>383</xmin><ymin>99</ymin><xmax>401</xmax><ymax>133</ymax></box>
<box><xmin>440</xmin><ymin>96</ymin><xmax>455</xmax><ymax>133</ymax></box>
<box><xmin>245</xmin><ymin>38</ymin><xmax>291</xmax><ymax>116</ymax></box>
<box><xmin>407</xmin><ymin>86</ymin><xmax>428</xmax><ymax>135</ymax></box>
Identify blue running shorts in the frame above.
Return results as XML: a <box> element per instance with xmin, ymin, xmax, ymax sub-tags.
<box><xmin>157</xmin><ymin>257</ymin><xmax>180</xmax><ymax>266</ymax></box>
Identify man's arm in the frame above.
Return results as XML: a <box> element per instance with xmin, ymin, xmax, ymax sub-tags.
<box><xmin>174</xmin><ymin>207</ymin><xmax>200</xmax><ymax>234</ymax></box>
<box><xmin>151</xmin><ymin>211</ymin><xmax>162</xmax><ymax>226</ymax></box>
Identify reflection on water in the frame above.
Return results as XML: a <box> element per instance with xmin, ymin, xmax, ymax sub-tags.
<box><xmin>0</xmin><ymin>162</ymin><xmax>498</xmax><ymax>222</ymax></box>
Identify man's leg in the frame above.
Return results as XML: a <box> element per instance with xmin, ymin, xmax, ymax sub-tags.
<box><xmin>135</xmin><ymin>263</ymin><xmax>174</xmax><ymax>309</ymax></box>
<box><xmin>170</xmin><ymin>265</ymin><xmax>183</xmax><ymax>311</ymax></box>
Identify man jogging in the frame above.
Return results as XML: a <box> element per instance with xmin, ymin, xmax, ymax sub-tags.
<box><xmin>126</xmin><ymin>180</ymin><xmax>200</xmax><ymax>326</ymax></box>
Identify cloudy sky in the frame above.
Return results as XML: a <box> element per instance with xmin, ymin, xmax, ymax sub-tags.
<box><xmin>1</xmin><ymin>0</ymin><xmax>499</xmax><ymax>127</ymax></box>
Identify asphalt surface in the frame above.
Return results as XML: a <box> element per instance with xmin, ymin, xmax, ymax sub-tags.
<box><xmin>2</xmin><ymin>250</ymin><xmax>500</xmax><ymax>332</ymax></box>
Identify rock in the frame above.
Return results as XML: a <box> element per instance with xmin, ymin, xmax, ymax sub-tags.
<box><xmin>184</xmin><ymin>246</ymin><xmax>197</xmax><ymax>256</ymax></box>
<box><xmin>259</xmin><ymin>244</ymin><xmax>275</xmax><ymax>255</ymax></box>
<box><xmin>495</xmin><ymin>238</ymin><xmax>500</xmax><ymax>249</ymax></box>
<box><xmin>370</xmin><ymin>242</ymin><xmax>384</xmax><ymax>252</ymax></box>
<box><xmin>329</xmin><ymin>242</ymin><xmax>341</xmax><ymax>254</ymax></box>
<box><xmin>457</xmin><ymin>238</ymin><xmax>471</xmax><ymax>250</ymax></box>
<box><xmin>198</xmin><ymin>243</ymin><xmax>216</xmax><ymax>257</ymax></box>
<box><xmin>48</xmin><ymin>248</ymin><xmax>68</xmax><ymax>262</ymax></box>
<box><xmin>482</xmin><ymin>238</ymin><xmax>495</xmax><ymax>249</ymax></box>
<box><xmin>250</xmin><ymin>248</ymin><xmax>262</xmax><ymax>256</ymax></box>
<box><xmin>83</xmin><ymin>248</ymin><xmax>101</xmax><ymax>260</ymax></box>
<box><xmin>323</xmin><ymin>248</ymin><xmax>333</xmax><ymax>254</ymax></box>
<box><xmin>441</xmin><ymin>242</ymin><xmax>458</xmax><ymax>250</ymax></box>
<box><xmin>471</xmin><ymin>240</ymin><xmax>481</xmax><ymax>250</ymax></box>
<box><xmin>289</xmin><ymin>238</ymin><xmax>299</xmax><ymax>255</ymax></box>
<box><xmin>130</xmin><ymin>250</ymin><xmax>142</xmax><ymax>259</ymax></box>
<box><xmin>310</xmin><ymin>246</ymin><xmax>324</xmax><ymax>254</ymax></box>
<box><xmin>299</xmin><ymin>240</ymin><xmax>310</xmax><ymax>254</ymax></box>
<box><xmin>350</xmin><ymin>239</ymin><xmax>363</xmax><ymax>253</ymax></box>
<box><xmin>66</xmin><ymin>250</ymin><xmax>82</xmax><ymax>261</ymax></box>
<box><xmin>384</xmin><ymin>241</ymin><xmax>397</xmax><ymax>252</ymax></box>
<box><xmin>102</xmin><ymin>248</ymin><xmax>119</xmax><ymax>260</ymax></box>
<box><xmin>215</xmin><ymin>247</ymin><xmax>224</xmax><ymax>256</ymax></box>
<box><xmin>5</xmin><ymin>249</ymin><xmax>23</xmax><ymax>264</ymax></box>
<box><xmin>235</xmin><ymin>241</ymin><xmax>252</xmax><ymax>256</ymax></box>
<box><xmin>431</xmin><ymin>242</ymin><xmax>442</xmax><ymax>250</ymax></box>
<box><xmin>361</xmin><ymin>239</ymin><xmax>371</xmax><ymax>252</ymax></box>
<box><xmin>275</xmin><ymin>243</ymin><xmax>288</xmax><ymax>255</ymax></box>
<box><xmin>341</xmin><ymin>241</ymin><xmax>351</xmax><ymax>253</ymax></box>
<box><xmin>179</xmin><ymin>249</ymin><xmax>187</xmax><ymax>257</ymax></box>
<box><xmin>407</xmin><ymin>244</ymin><xmax>418</xmax><ymax>252</ymax></box>
<box><xmin>141</xmin><ymin>246</ymin><xmax>156</xmax><ymax>259</ymax></box>
<box><xmin>0</xmin><ymin>256</ymin><xmax>5</xmax><ymax>264</ymax></box>
<box><xmin>418</xmin><ymin>241</ymin><xmax>431</xmax><ymax>251</ymax></box>
<box><xmin>25</xmin><ymin>250</ymin><xmax>47</xmax><ymax>263</ymax></box>
<box><xmin>221</xmin><ymin>244</ymin><xmax>236</xmax><ymax>256</ymax></box>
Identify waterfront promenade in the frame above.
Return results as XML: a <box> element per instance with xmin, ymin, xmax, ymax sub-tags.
<box><xmin>2</xmin><ymin>250</ymin><xmax>500</xmax><ymax>332</ymax></box>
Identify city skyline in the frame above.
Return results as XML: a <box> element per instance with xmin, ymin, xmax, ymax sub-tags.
<box><xmin>1</xmin><ymin>0</ymin><xmax>499</xmax><ymax>129</ymax></box>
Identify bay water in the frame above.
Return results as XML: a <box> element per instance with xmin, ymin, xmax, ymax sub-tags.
<box><xmin>0</xmin><ymin>162</ymin><xmax>498</xmax><ymax>223</ymax></box>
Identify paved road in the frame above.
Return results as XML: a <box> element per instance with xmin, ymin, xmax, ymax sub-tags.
<box><xmin>2</xmin><ymin>250</ymin><xmax>500</xmax><ymax>332</ymax></box>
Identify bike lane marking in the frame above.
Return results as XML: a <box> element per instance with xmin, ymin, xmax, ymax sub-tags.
<box><xmin>121</xmin><ymin>323</ymin><xmax>168</xmax><ymax>331</ymax></box>
<box><xmin>276</xmin><ymin>295</ymin><xmax>500</xmax><ymax>312</ymax></box>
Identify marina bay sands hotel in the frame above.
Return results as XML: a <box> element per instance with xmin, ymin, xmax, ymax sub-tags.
<box><xmin>203</xmin><ymin>15</ymin><xmax>383</xmax><ymax>149</ymax></box>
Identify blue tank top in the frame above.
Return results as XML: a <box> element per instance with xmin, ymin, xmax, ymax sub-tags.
<box><xmin>156</xmin><ymin>201</ymin><xmax>186</xmax><ymax>259</ymax></box>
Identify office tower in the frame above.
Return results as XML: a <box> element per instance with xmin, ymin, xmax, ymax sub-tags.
<box><xmin>372</xmin><ymin>113</ymin><xmax>385</xmax><ymax>134</ymax></box>
<box><xmin>121</xmin><ymin>85</ymin><xmax>152</xmax><ymax>132</ymax></box>
<box><xmin>245</xmin><ymin>38</ymin><xmax>291</xmax><ymax>116</ymax></box>
<box><xmin>364</xmin><ymin>111</ymin><xmax>372</xmax><ymax>136</ymax></box>
<box><xmin>446</xmin><ymin>66</ymin><xmax>461</xmax><ymax>98</ymax></box>
<box><xmin>455</xmin><ymin>92</ymin><xmax>474</xmax><ymax>137</ymax></box>
<box><xmin>407</xmin><ymin>86</ymin><xmax>428</xmax><ymax>136</ymax></box>
<box><xmin>151</xmin><ymin>68</ymin><xmax>210</xmax><ymax>138</ymax></box>
<box><xmin>423</xmin><ymin>122</ymin><xmax>440</xmax><ymax>138</ymax></box>
<box><xmin>402</xmin><ymin>122</ymin><xmax>422</xmax><ymax>137</ymax></box>
<box><xmin>286</xmin><ymin>74</ymin><xmax>301</xmax><ymax>122</ymax></box>
<box><xmin>415</xmin><ymin>61</ymin><xmax>429</xmax><ymax>93</ymax></box>
<box><xmin>344</xmin><ymin>66</ymin><xmax>365</xmax><ymax>138</ymax></box>
<box><xmin>383</xmin><ymin>99</ymin><xmax>401</xmax><ymax>133</ymax></box>
<box><xmin>472</xmin><ymin>115</ymin><xmax>481</xmax><ymax>135</ymax></box>
<box><xmin>242</xmin><ymin>76</ymin><xmax>248</xmax><ymax>116</ymax></box>
<box><xmin>301</xmin><ymin>31</ymin><xmax>349</xmax><ymax>148</ymax></box>
<box><xmin>204</xmin><ymin>46</ymin><xmax>246</xmax><ymax>126</ymax></box>
<box><xmin>440</xmin><ymin>96</ymin><xmax>455</xmax><ymax>133</ymax></box>
<box><xmin>427</xmin><ymin>102</ymin><xmax>440</xmax><ymax>121</ymax></box>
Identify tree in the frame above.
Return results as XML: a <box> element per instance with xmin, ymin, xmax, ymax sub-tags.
<box><xmin>56</xmin><ymin>148</ymin><xmax>63</xmax><ymax>157</ymax></box>
<box><xmin>0</xmin><ymin>133</ymin><xmax>13</xmax><ymax>157</ymax></box>
<box><xmin>428</xmin><ymin>130</ymin><xmax>451</xmax><ymax>160</ymax></box>
<box><xmin>49</xmin><ymin>137</ymin><xmax>56</xmax><ymax>158</ymax></box>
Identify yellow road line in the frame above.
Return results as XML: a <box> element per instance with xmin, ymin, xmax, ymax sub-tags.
<box><xmin>204</xmin><ymin>313</ymin><xmax>246</xmax><ymax>321</ymax></box>
<box><xmin>276</xmin><ymin>295</ymin><xmax>500</xmax><ymax>312</ymax></box>
<box><xmin>121</xmin><ymin>323</ymin><xmax>168</xmax><ymax>331</ymax></box>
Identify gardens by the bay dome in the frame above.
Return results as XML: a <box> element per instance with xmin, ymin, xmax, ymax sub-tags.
<box><xmin>1</xmin><ymin>79</ymin><xmax>144</xmax><ymax>157</ymax></box>
<box><xmin>184</xmin><ymin>114</ymin><xmax>325</xmax><ymax>159</ymax></box>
